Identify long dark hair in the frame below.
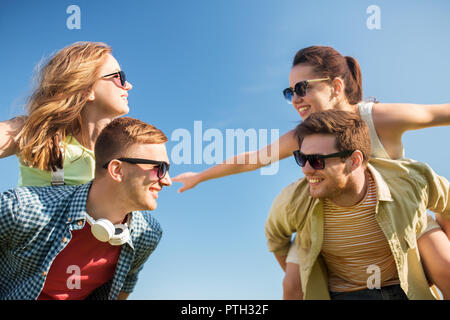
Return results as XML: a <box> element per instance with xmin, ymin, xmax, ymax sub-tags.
<box><xmin>293</xmin><ymin>46</ymin><xmax>363</xmax><ymax>105</ymax></box>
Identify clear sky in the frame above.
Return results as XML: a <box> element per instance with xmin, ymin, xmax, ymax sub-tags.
<box><xmin>0</xmin><ymin>0</ymin><xmax>449</xmax><ymax>299</ymax></box>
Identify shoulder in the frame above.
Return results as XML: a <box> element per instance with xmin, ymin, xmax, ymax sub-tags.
<box><xmin>364</xmin><ymin>102</ymin><xmax>402</xmax><ymax>129</ymax></box>
<box><xmin>11</xmin><ymin>185</ymin><xmax>80</xmax><ymax>218</ymax></box>
<box><xmin>357</xmin><ymin>101</ymin><xmax>373</xmax><ymax>114</ymax></box>
<box><xmin>270</xmin><ymin>178</ymin><xmax>315</xmax><ymax>216</ymax></box>
<box><xmin>369</xmin><ymin>158</ymin><xmax>442</xmax><ymax>188</ymax></box>
<box><xmin>130</xmin><ymin>211</ymin><xmax>163</xmax><ymax>249</ymax></box>
<box><xmin>0</xmin><ymin>185</ymin><xmax>81</xmax><ymax>246</ymax></box>
<box><xmin>15</xmin><ymin>184</ymin><xmax>79</xmax><ymax>204</ymax></box>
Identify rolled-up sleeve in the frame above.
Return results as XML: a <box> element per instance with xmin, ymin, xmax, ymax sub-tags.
<box><xmin>265</xmin><ymin>188</ymin><xmax>297</xmax><ymax>257</ymax></box>
<box><xmin>0</xmin><ymin>190</ymin><xmax>19</xmax><ymax>246</ymax></box>
<box><xmin>121</xmin><ymin>221</ymin><xmax>163</xmax><ymax>293</ymax></box>
<box><xmin>418</xmin><ymin>162</ymin><xmax>450</xmax><ymax>218</ymax></box>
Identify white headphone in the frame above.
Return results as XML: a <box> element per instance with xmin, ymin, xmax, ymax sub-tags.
<box><xmin>85</xmin><ymin>213</ymin><xmax>130</xmax><ymax>246</ymax></box>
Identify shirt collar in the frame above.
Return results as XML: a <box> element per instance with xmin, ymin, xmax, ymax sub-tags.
<box><xmin>367</xmin><ymin>163</ymin><xmax>393</xmax><ymax>202</ymax></box>
<box><xmin>66</xmin><ymin>181</ymin><xmax>136</xmax><ymax>249</ymax></box>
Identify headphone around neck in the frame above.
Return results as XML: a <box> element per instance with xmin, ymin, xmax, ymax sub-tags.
<box><xmin>85</xmin><ymin>213</ymin><xmax>130</xmax><ymax>246</ymax></box>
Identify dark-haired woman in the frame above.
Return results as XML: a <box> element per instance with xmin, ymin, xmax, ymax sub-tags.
<box><xmin>173</xmin><ymin>45</ymin><xmax>450</xmax><ymax>299</ymax></box>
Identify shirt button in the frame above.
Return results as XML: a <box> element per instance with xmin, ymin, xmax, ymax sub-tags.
<box><xmin>67</xmin><ymin>217</ymin><xmax>72</xmax><ymax>222</ymax></box>
<box><xmin>78</xmin><ymin>221</ymin><xmax>83</xmax><ymax>226</ymax></box>
<box><xmin>62</xmin><ymin>237</ymin><xmax>68</xmax><ymax>243</ymax></box>
<box><xmin>42</xmin><ymin>271</ymin><xmax>47</xmax><ymax>276</ymax></box>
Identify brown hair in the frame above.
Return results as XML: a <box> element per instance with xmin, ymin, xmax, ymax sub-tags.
<box><xmin>293</xmin><ymin>46</ymin><xmax>363</xmax><ymax>105</ymax></box>
<box><xmin>95</xmin><ymin>117</ymin><xmax>168</xmax><ymax>172</ymax></box>
<box><xmin>295</xmin><ymin>110</ymin><xmax>371</xmax><ymax>163</ymax></box>
<box><xmin>16</xmin><ymin>42</ymin><xmax>112</xmax><ymax>171</ymax></box>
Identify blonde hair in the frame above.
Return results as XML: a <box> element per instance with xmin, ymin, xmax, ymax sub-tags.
<box><xmin>16</xmin><ymin>41</ymin><xmax>112</xmax><ymax>171</ymax></box>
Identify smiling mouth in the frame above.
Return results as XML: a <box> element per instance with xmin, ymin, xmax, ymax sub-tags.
<box><xmin>307</xmin><ymin>177</ymin><xmax>324</xmax><ymax>185</ymax></box>
<box><xmin>297</xmin><ymin>105</ymin><xmax>310</xmax><ymax>115</ymax></box>
<box><xmin>149</xmin><ymin>187</ymin><xmax>159</xmax><ymax>198</ymax></box>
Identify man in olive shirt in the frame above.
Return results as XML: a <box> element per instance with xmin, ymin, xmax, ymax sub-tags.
<box><xmin>265</xmin><ymin>110</ymin><xmax>450</xmax><ymax>300</ymax></box>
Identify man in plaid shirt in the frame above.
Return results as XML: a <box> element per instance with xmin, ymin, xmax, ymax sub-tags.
<box><xmin>0</xmin><ymin>117</ymin><xmax>172</xmax><ymax>299</ymax></box>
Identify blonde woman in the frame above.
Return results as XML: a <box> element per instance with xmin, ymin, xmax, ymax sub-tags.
<box><xmin>0</xmin><ymin>41</ymin><xmax>132</xmax><ymax>187</ymax></box>
<box><xmin>173</xmin><ymin>46</ymin><xmax>450</xmax><ymax>299</ymax></box>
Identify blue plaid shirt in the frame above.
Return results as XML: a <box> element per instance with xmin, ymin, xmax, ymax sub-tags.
<box><xmin>0</xmin><ymin>182</ymin><xmax>162</xmax><ymax>300</ymax></box>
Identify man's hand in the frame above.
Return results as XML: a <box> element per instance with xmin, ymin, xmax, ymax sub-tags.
<box><xmin>117</xmin><ymin>291</ymin><xmax>130</xmax><ymax>300</ymax></box>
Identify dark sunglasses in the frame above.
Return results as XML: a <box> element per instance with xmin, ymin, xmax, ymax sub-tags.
<box><xmin>282</xmin><ymin>78</ymin><xmax>329</xmax><ymax>104</ymax></box>
<box><xmin>293</xmin><ymin>150</ymin><xmax>353</xmax><ymax>170</ymax></box>
<box><xmin>101</xmin><ymin>71</ymin><xmax>127</xmax><ymax>87</ymax></box>
<box><xmin>103</xmin><ymin>157</ymin><xmax>170</xmax><ymax>180</ymax></box>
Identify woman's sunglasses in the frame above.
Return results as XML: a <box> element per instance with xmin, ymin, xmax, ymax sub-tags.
<box><xmin>103</xmin><ymin>157</ymin><xmax>170</xmax><ymax>180</ymax></box>
<box><xmin>282</xmin><ymin>78</ymin><xmax>330</xmax><ymax>104</ymax></box>
<box><xmin>293</xmin><ymin>150</ymin><xmax>353</xmax><ymax>170</ymax></box>
<box><xmin>101</xmin><ymin>71</ymin><xmax>127</xmax><ymax>88</ymax></box>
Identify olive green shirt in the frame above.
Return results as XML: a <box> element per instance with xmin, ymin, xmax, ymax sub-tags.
<box><xmin>265</xmin><ymin>158</ymin><xmax>450</xmax><ymax>300</ymax></box>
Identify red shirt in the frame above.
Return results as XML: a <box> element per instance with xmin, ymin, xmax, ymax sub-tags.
<box><xmin>38</xmin><ymin>223</ymin><xmax>121</xmax><ymax>300</ymax></box>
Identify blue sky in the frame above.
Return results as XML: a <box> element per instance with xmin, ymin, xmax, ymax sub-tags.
<box><xmin>0</xmin><ymin>1</ymin><xmax>449</xmax><ymax>299</ymax></box>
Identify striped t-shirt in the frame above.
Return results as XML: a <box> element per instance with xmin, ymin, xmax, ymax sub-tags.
<box><xmin>321</xmin><ymin>172</ymin><xmax>400</xmax><ymax>292</ymax></box>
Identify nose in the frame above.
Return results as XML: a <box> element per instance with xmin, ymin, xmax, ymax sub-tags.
<box><xmin>125</xmin><ymin>81</ymin><xmax>132</xmax><ymax>90</ymax></box>
<box><xmin>292</xmin><ymin>92</ymin><xmax>303</xmax><ymax>105</ymax></box>
<box><xmin>302</xmin><ymin>160</ymin><xmax>316</xmax><ymax>176</ymax></box>
<box><xmin>160</xmin><ymin>172</ymin><xmax>172</xmax><ymax>187</ymax></box>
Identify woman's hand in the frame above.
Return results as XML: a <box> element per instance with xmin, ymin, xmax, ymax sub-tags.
<box><xmin>172</xmin><ymin>172</ymin><xmax>202</xmax><ymax>193</ymax></box>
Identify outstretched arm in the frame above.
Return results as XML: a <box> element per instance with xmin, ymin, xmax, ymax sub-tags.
<box><xmin>372</xmin><ymin>103</ymin><xmax>450</xmax><ymax>159</ymax></box>
<box><xmin>0</xmin><ymin>116</ymin><xmax>26</xmax><ymax>159</ymax></box>
<box><xmin>173</xmin><ymin>129</ymin><xmax>299</xmax><ymax>193</ymax></box>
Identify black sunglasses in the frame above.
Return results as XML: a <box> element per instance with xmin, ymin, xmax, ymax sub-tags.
<box><xmin>293</xmin><ymin>150</ymin><xmax>353</xmax><ymax>170</ymax></box>
<box><xmin>283</xmin><ymin>78</ymin><xmax>329</xmax><ymax>104</ymax></box>
<box><xmin>101</xmin><ymin>71</ymin><xmax>127</xmax><ymax>87</ymax></box>
<box><xmin>103</xmin><ymin>157</ymin><xmax>170</xmax><ymax>180</ymax></box>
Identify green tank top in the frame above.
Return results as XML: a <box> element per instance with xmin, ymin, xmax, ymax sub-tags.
<box><xmin>18</xmin><ymin>136</ymin><xmax>95</xmax><ymax>187</ymax></box>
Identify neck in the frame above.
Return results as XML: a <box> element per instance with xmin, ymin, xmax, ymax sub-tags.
<box><xmin>86</xmin><ymin>178</ymin><xmax>131</xmax><ymax>225</ymax></box>
<box><xmin>334</xmin><ymin>99</ymin><xmax>359</xmax><ymax>114</ymax></box>
<box><xmin>328</xmin><ymin>168</ymin><xmax>368</xmax><ymax>207</ymax></box>
<box><xmin>74</xmin><ymin>105</ymin><xmax>118</xmax><ymax>150</ymax></box>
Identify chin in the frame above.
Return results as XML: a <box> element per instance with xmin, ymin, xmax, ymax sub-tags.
<box><xmin>308</xmin><ymin>186</ymin><xmax>329</xmax><ymax>199</ymax></box>
<box><xmin>134</xmin><ymin>200</ymin><xmax>157</xmax><ymax>212</ymax></box>
<box><xmin>119</xmin><ymin>105</ymin><xmax>130</xmax><ymax>116</ymax></box>
<box><xmin>146</xmin><ymin>200</ymin><xmax>157</xmax><ymax>211</ymax></box>
<box><xmin>113</xmin><ymin>102</ymin><xmax>129</xmax><ymax>116</ymax></box>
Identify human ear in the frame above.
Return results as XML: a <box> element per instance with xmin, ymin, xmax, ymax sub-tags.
<box><xmin>87</xmin><ymin>89</ymin><xmax>95</xmax><ymax>102</ymax></box>
<box><xmin>349</xmin><ymin>150</ymin><xmax>364</xmax><ymax>171</ymax></box>
<box><xmin>107</xmin><ymin>160</ymin><xmax>124</xmax><ymax>182</ymax></box>
<box><xmin>331</xmin><ymin>77</ymin><xmax>344</xmax><ymax>97</ymax></box>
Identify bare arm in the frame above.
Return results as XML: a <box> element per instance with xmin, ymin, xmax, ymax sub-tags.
<box><xmin>372</xmin><ymin>103</ymin><xmax>450</xmax><ymax>159</ymax></box>
<box><xmin>0</xmin><ymin>117</ymin><xmax>26</xmax><ymax>159</ymax></box>
<box><xmin>274</xmin><ymin>253</ymin><xmax>287</xmax><ymax>272</ymax></box>
<box><xmin>173</xmin><ymin>129</ymin><xmax>299</xmax><ymax>193</ymax></box>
